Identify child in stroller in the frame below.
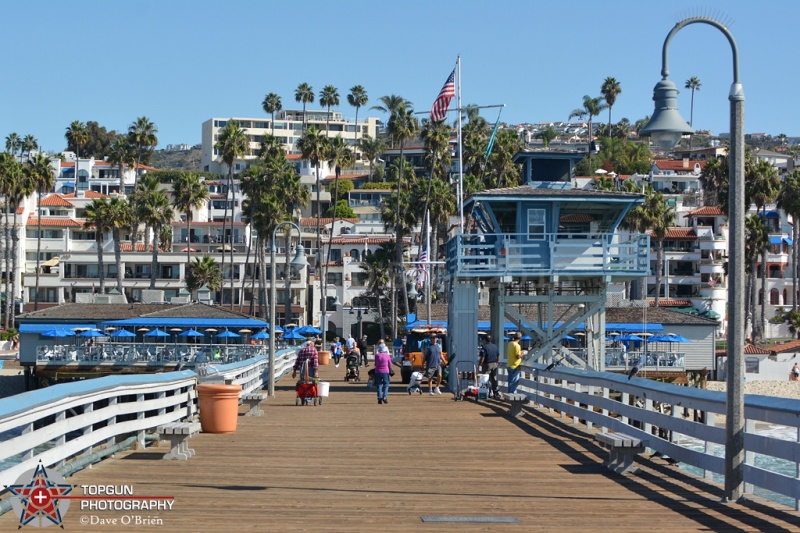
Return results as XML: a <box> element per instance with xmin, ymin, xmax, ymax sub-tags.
<box><xmin>344</xmin><ymin>349</ymin><xmax>360</xmax><ymax>382</ymax></box>
<box><xmin>406</xmin><ymin>371</ymin><xmax>424</xmax><ymax>395</ymax></box>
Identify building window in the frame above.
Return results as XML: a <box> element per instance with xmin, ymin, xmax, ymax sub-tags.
<box><xmin>770</xmin><ymin>288</ymin><xmax>780</xmax><ymax>305</ymax></box>
<box><xmin>527</xmin><ymin>209</ymin><xmax>546</xmax><ymax>239</ymax></box>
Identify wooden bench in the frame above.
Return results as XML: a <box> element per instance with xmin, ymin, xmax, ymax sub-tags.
<box><xmin>499</xmin><ymin>392</ymin><xmax>529</xmax><ymax>418</ymax></box>
<box><xmin>594</xmin><ymin>431</ymin><xmax>645</xmax><ymax>475</ymax></box>
<box><xmin>242</xmin><ymin>393</ymin><xmax>266</xmax><ymax>416</ymax></box>
<box><xmin>157</xmin><ymin>422</ymin><xmax>201</xmax><ymax>460</ymax></box>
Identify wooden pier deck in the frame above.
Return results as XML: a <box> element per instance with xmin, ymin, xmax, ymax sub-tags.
<box><xmin>2</xmin><ymin>363</ymin><xmax>797</xmax><ymax>532</ymax></box>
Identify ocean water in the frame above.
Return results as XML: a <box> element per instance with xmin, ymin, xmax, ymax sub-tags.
<box><xmin>673</xmin><ymin>425</ymin><xmax>798</xmax><ymax>508</ymax></box>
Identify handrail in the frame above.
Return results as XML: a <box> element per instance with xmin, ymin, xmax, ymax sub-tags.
<box><xmin>199</xmin><ymin>347</ymin><xmax>299</xmax><ymax>397</ymax></box>
<box><xmin>498</xmin><ymin>364</ymin><xmax>800</xmax><ymax>509</ymax></box>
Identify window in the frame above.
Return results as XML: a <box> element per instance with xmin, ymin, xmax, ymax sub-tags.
<box><xmin>527</xmin><ymin>209</ymin><xmax>546</xmax><ymax>239</ymax></box>
<box><xmin>770</xmin><ymin>288</ymin><xmax>780</xmax><ymax>305</ymax></box>
<box><xmin>327</xmin><ymin>272</ymin><xmax>342</xmax><ymax>286</ymax></box>
<box><xmin>26</xmin><ymin>229</ymin><xmax>63</xmax><ymax>239</ymax></box>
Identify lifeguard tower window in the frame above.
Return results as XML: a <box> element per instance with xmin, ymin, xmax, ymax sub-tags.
<box><xmin>493</xmin><ymin>204</ymin><xmax>517</xmax><ymax>234</ymax></box>
<box><xmin>531</xmin><ymin>159</ymin><xmax>570</xmax><ymax>183</ymax></box>
<box><xmin>527</xmin><ymin>209</ymin><xmax>546</xmax><ymax>239</ymax></box>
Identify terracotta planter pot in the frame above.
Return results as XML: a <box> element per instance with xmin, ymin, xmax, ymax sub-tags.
<box><xmin>318</xmin><ymin>350</ymin><xmax>330</xmax><ymax>366</ymax></box>
<box><xmin>197</xmin><ymin>383</ymin><xmax>242</xmax><ymax>434</ymax></box>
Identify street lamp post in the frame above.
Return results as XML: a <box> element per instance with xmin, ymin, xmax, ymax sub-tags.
<box><xmin>640</xmin><ymin>16</ymin><xmax>745</xmax><ymax>502</ymax></box>
<box><xmin>350</xmin><ymin>296</ymin><xmax>370</xmax><ymax>339</ymax></box>
<box><xmin>269</xmin><ymin>222</ymin><xmax>307</xmax><ymax>397</ymax></box>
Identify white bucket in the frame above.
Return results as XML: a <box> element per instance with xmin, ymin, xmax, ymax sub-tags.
<box><xmin>478</xmin><ymin>374</ymin><xmax>490</xmax><ymax>386</ymax></box>
<box><xmin>318</xmin><ymin>381</ymin><xmax>330</xmax><ymax>397</ymax></box>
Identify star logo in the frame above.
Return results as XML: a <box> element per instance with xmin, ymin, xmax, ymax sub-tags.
<box><xmin>7</xmin><ymin>462</ymin><xmax>72</xmax><ymax>528</ymax></box>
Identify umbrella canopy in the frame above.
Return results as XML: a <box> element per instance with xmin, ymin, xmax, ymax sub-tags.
<box><xmin>78</xmin><ymin>329</ymin><xmax>105</xmax><ymax>338</ymax></box>
<box><xmin>41</xmin><ymin>328</ymin><xmax>76</xmax><ymax>338</ymax></box>
<box><xmin>282</xmin><ymin>330</ymin><xmax>305</xmax><ymax>340</ymax></box>
<box><xmin>648</xmin><ymin>334</ymin><xmax>670</xmax><ymax>343</ymax></box>
<box><xmin>110</xmin><ymin>330</ymin><xmax>136</xmax><ymax>338</ymax></box>
<box><xmin>665</xmin><ymin>334</ymin><xmax>691</xmax><ymax>343</ymax></box>
<box><xmin>251</xmin><ymin>331</ymin><xmax>269</xmax><ymax>340</ymax></box>
<box><xmin>563</xmin><ymin>335</ymin><xmax>577</xmax><ymax>341</ymax></box>
<box><xmin>520</xmin><ymin>334</ymin><xmax>532</xmax><ymax>341</ymax></box>
<box><xmin>179</xmin><ymin>329</ymin><xmax>205</xmax><ymax>337</ymax></box>
<box><xmin>145</xmin><ymin>328</ymin><xmax>170</xmax><ymax>338</ymax></box>
<box><xmin>619</xmin><ymin>334</ymin><xmax>643</xmax><ymax>342</ymax></box>
<box><xmin>297</xmin><ymin>325</ymin><xmax>322</xmax><ymax>335</ymax></box>
<box><xmin>216</xmin><ymin>330</ymin><xmax>241</xmax><ymax>339</ymax></box>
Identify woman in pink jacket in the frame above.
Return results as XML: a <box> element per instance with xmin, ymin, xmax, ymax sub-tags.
<box><xmin>374</xmin><ymin>339</ymin><xmax>392</xmax><ymax>404</ymax></box>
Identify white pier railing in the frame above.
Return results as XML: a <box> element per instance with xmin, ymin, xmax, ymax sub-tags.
<box><xmin>199</xmin><ymin>347</ymin><xmax>299</xmax><ymax>397</ymax></box>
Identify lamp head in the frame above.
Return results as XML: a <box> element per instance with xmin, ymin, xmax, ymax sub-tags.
<box><xmin>640</xmin><ymin>78</ymin><xmax>693</xmax><ymax>150</ymax></box>
<box><xmin>408</xmin><ymin>284</ymin><xmax>418</xmax><ymax>299</ymax></box>
<box><xmin>331</xmin><ymin>294</ymin><xmax>342</xmax><ymax>307</ymax></box>
<box><xmin>290</xmin><ymin>244</ymin><xmax>308</xmax><ymax>269</ymax></box>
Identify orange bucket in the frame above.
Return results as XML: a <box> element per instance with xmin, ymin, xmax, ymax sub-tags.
<box><xmin>197</xmin><ymin>383</ymin><xmax>242</xmax><ymax>433</ymax></box>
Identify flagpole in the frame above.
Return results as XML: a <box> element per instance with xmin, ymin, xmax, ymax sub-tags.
<box><xmin>426</xmin><ymin>210</ymin><xmax>432</xmax><ymax>328</ymax></box>
<box><xmin>456</xmin><ymin>55</ymin><xmax>464</xmax><ymax>234</ymax></box>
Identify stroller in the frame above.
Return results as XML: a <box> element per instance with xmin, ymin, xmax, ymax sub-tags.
<box><xmin>406</xmin><ymin>371</ymin><xmax>424</xmax><ymax>395</ymax></box>
<box><xmin>344</xmin><ymin>353</ymin><xmax>360</xmax><ymax>382</ymax></box>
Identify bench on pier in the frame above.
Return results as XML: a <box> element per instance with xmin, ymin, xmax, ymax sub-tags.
<box><xmin>499</xmin><ymin>392</ymin><xmax>529</xmax><ymax>418</ymax></box>
<box><xmin>157</xmin><ymin>422</ymin><xmax>200</xmax><ymax>460</ymax></box>
<box><xmin>242</xmin><ymin>393</ymin><xmax>266</xmax><ymax>416</ymax></box>
<box><xmin>594</xmin><ymin>431</ymin><xmax>644</xmax><ymax>475</ymax></box>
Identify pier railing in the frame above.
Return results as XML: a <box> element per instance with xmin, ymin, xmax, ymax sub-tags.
<box><xmin>501</xmin><ymin>364</ymin><xmax>800</xmax><ymax>510</ymax></box>
<box><xmin>0</xmin><ymin>371</ymin><xmax>197</xmax><ymax>493</ymax></box>
<box><xmin>199</xmin><ymin>347</ymin><xmax>299</xmax><ymax>396</ymax></box>
<box><xmin>446</xmin><ymin>232</ymin><xmax>650</xmax><ymax>279</ymax></box>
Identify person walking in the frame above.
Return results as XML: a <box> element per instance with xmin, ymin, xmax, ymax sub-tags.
<box><xmin>424</xmin><ymin>336</ymin><xmax>445</xmax><ymax>395</ymax></box>
<box><xmin>478</xmin><ymin>334</ymin><xmax>500</xmax><ymax>398</ymax></box>
<box><xmin>345</xmin><ymin>334</ymin><xmax>356</xmax><ymax>355</ymax></box>
<box><xmin>358</xmin><ymin>335</ymin><xmax>369</xmax><ymax>367</ymax></box>
<box><xmin>791</xmin><ymin>362</ymin><xmax>800</xmax><ymax>382</ymax></box>
<box><xmin>292</xmin><ymin>339</ymin><xmax>319</xmax><ymax>379</ymax></box>
<box><xmin>331</xmin><ymin>336</ymin><xmax>343</xmax><ymax>367</ymax></box>
<box><xmin>507</xmin><ymin>331</ymin><xmax>523</xmax><ymax>394</ymax></box>
<box><xmin>374</xmin><ymin>339</ymin><xmax>392</xmax><ymax>404</ymax></box>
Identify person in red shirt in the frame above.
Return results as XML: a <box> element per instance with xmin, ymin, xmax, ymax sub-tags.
<box><xmin>293</xmin><ymin>340</ymin><xmax>319</xmax><ymax>378</ymax></box>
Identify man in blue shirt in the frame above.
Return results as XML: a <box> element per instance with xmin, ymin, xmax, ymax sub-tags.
<box><xmin>423</xmin><ymin>336</ymin><xmax>444</xmax><ymax>395</ymax></box>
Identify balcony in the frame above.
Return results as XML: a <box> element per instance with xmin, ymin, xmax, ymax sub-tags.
<box><xmin>445</xmin><ymin>232</ymin><xmax>650</xmax><ymax>280</ymax></box>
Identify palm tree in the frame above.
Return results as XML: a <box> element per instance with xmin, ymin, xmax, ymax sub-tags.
<box><xmin>699</xmin><ymin>155</ymin><xmax>727</xmax><ymax>207</ymax></box>
<box><xmin>777</xmin><ymin>170</ymin><xmax>800</xmax><ymax>312</ymax></box>
<box><xmin>362</xmin><ymin>244</ymin><xmax>391</xmax><ymax>340</ymax></box>
<box><xmin>685</xmin><ymin>77</ymin><xmax>701</xmax><ymax>150</ymax></box>
<box><xmin>748</xmin><ymin>159</ymin><xmax>780</xmax><ymax>214</ymax></box>
<box><xmin>128</xmin><ymin>116</ymin><xmax>158</xmax><ymax>183</ymax></box>
<box><xmin>186</xmin><ymin>256</ymin><xmax>222</xmax><ymax>296</ymax></box>
<box><xmin>83</xmin><ymin>199</ymin><xmax>114</xmax><ymax>293</ymax></box>
<box><xmin>643</xmin><ymin>190</ymin><xmax>675</xmax><ymax>305</ymax></box>
<box><xmin>536</xmin><ymin>126</ymin><xmax>557</xmax><ymax>149</ymax></box>
<box><xmin>26</xmin><ymin>153</ymin><xmax>55</xmax><ymax>310</ymax></box>
<box><xmin>420</xmin><ymin>118</ymin><xmax>453</xmax><ymax>264</ymax></box>
<box><xmin>4</xmin><ymin>133</ymin><xmax>21</xmax><ymax>156</ymax></box>
<box><xmin>325</xmin><ymin>137</ymin><xmax>353</xmax><ymax>269</ymax></box>
<box><xmin>487</xmin><ymin>129</ymin><xmax>523</xmax><ymax>189</ymax></box>
<box><xmin>21</xmin><ymin>135</ymin><xmax>38</xmax><ymax>159</ymax></box>
<box><xmin>319</xmin><ymin>85</ymin><xmax>340</xmax><ymax>139</ymax></box>
<box><xmin>297</xmin><ymin>126</ymin><xmax>330</xmax><ymax>277</ymax></box>
<box><xmin>0</xmin><ymin>154</ymin><xmax>31</xmax><ymax>327</ymax></box>
<box><xmin>65</xmin><ymin>121</ymin><xmax>89</xmax><ymax>159</ymax></box>
<box><xmin>172</xmin><ymin>172</ymin><xmax>209</xmax><ymax>265</ymax></box>
<box><xmin>107</xmin><ymin>197</ymin><xmax>131</xmax><ymax>295</ymax></box>
<box><xmin>136</xmin><ymin>180</ymin><xmax>174</xmax><ymax>289</ymax></box>
<box><xmin>262</xmin><ymin>92</ymin><xmax>282</xmax><ymax>137</ymax></box>
<box><xmin>745</xmin><ymin>214</ymin><xmax>769</xmax><ymax>341</ymax></box>
<box><xmin>371</xmin><ymin>94</ymin><xmax>413</xmax><ymax>147</ymax></box>
<box><xmin>358</xmin><ymin>135</ymin><xmax>386</xmax><ymax>181</ymax></box>
<box><xmin>347</xmin><ymin>85</ymin><xmax>368</xmax><ymax>163</ymax></box>
<box><xmin>601</xmin><ymin>77</ymin><xmax>622</xmax><ymax>135</ymax></box>
<box><xmin>569</xmin><ymin>95</ymin><xmax>607</xmax><ymax>161</ymax></box>
<box><xmin>214</xmin><ymin>120</ymin><xmax>249</xmax><ymax>307</ymax></box>
<box><xmin>295</xmin><ymin>83</ymin><xmax>314</xmax><ymax>131</ymax></box>
<box><xmin>107</xmin><ymin>135</ymin><xmax>135</xmax><ymax>195</ymax></box>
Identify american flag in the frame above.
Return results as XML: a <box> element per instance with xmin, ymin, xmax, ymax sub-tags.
<box><xmin>430</xmin><ymin>68</ymin><xmax>456</xmax><ymax>121</ymax></box>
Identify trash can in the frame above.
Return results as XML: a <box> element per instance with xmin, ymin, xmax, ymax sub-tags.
<box><xmin>197</xmin><ymin>383</ymin><xmax>242</xmax><ymax>434</ymax></box>
<box><xmin>318</xmin><ymin>350</ymin><xmax>330</xmax><ymax>366</ymax></box>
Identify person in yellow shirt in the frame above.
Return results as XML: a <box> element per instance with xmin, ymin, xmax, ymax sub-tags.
<box><xmin>507</xmin><ymin>331</ymin><xmax>523</xmax><ymax>393</ymax></box>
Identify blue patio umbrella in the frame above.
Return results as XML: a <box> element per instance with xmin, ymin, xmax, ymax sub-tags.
<box><xmin>110</xmin><ymin>329</ymin><xmax>136</xmax><ymax>338</ymax></box>
<box><xmin>251</xmin><ymin>330</ymin><xmax>269</xmax><ymax>340</ymax></box>
<box><xmin>216</xmin><ymin>330</ymin><xmax>241</xmax><ymax>339</ymax></box>
<box><xmin>282</xmin><ymin>329</ymin><xmax>305</xmax><ymax>340</ymax></box>
<box><xmin>619</xmin><ymin>334</ymin><xmax>643</xmax><ymax>342</ymax></box>
<box><xmin>297</xmin><ymin>325</ymin><xmax>322</xmax><ymax>335</ymax></box>
<box><xmin>649</xmin><ymin>334</ymin><xmax>669</xmax><ymax>343</ymax></box>
<box><xmin>665</xmin><ymin>334</ymin><xmax>691</xmax><ymax>343</ymax></box>
<box><xmin>563</xmin><ymin>335</ymin><xmax>577</xmax><ymax>341</ymax></box>
<box><xmin>520</xmin><ymin>334</ymin><xmax>532</xmax><ymax>341</ymax></box>
<box><xmin>78</xmin><ymin>329</ymin><xmax>105</xmax><ymax>338</ymax></box>
<box><xmin>179</xmin><ymin>329</ymin><xmax>205</xmax><ymax>338</ymax></box>
<box><xmin>145</xmin><ymin>328</ymin><xmax>170</xmax><ymax>338</ymax></box>
<box><xmin>42</xmin><ymin>328</ymin><xmax>75</xmax><ymax>338</ymax></box>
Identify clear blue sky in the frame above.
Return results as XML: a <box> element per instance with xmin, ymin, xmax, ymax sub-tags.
<box><xmin>2</xmin><ymin>0</ymin><xmax>797</xmax><ymax>152</ymax></box>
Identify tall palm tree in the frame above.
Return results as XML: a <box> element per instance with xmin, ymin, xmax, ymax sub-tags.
<box><xmin>420</xmin><ymin>118</ymin><xmax>452</xmax><ymax>263</ymax></box>
<box><xmin>371</xmin><ymin>95</ymin><xmax>413</xmax><ymax>147</ymax></box>
<box><xmin>83</xmin><ymin>199</ymin><xmax>114</xmax><ymax>293</ymax></box>
<box><xmin>601</xmin><ymin>77</ymin><xmax>622</xmax><ymax>135</ymax></box>
<box><xmin>21</xmin><ymin>135</ymin><xmax>38</xmax><ymax>159</ymax></box>
<box><xmin>699</xmin><ymin>155</ymin><xmax>727</xmax><ymax>207</ymax></box>
<box><xmin>65</xmin><ymin>121</ymin><xmax>89</xmax><ymax>159</ymax></box>
<box><xmin>486</xmin><ymin>129</ymin><xmax>523</xmax><ymax>189</ymax></box>
<box><xmin>107</xmin><ymin>197</ymin><xmax>131</xmax><ymax>295</ymax></box>
<box><xmin>748</xmin><ymin>159</ymin><xmax>780</xmax><ymax>214</ymax></box>
<box><xmin>569</xmin><ymin>95</ymin><xmax>607</xmax><ymax>161</ymax></box>
<box><xmin>347</xmin><ymin>85</ymin><xmax>368</xmax><ymax>164</ymax></box>
<box><xmin>262</xmin><ymin>92</ymin><xmax>282</xmax><ymax>137</ymax></box>
<box><xmin>128</xmin><ymin>116</ymin><xmax>158</xmax><ymax>185</ymax></box>
<box><xmin>140</xmin><ymin>189</ymin><xmax>173</xmax><ymax>289</ymax></box>
<box><xmin>214</xmin><ymin>120</ymin><xmax>249</xmax><ymax>307</ymax></box>
<box><xmin>358</xmin><ymin>135</ymin><xmax>386</xmax><ymax>181</ymax></box>
<box><xmin>26</xmin><ymin>153</ymin><xmax>54</xmax><ymax>310</ymax></box>
<box><xmin>536</xmin><ymin>126</ymin><xmax>557</xmax><ymax>149</ymax></box>
<box><xmin>0</xmin><ymin>154</ymin><xmax>31</xmax><ymax>327</ymax></box>
<box><xmin>295</xmin><ymin>83</ymin><xmax>314</xmax><ymax>131</ymax></box>
<box><xmin>4</xmin><ymin>133</ymin><xmax>21</xmax><ymax>156</ymax></box>
<box><xmin>319</xmin><ymin>85</ymin><xmax>340</xmax><ymax>139</ymax></box>
<box><xmin>387</xmin><ymin>104</ymin><xmax>419</xmax><ymax>336</ymax></box>
<box><xmin>643</xmin><ymin>190</ymin><xmax>674</xmax><ymax>305</ymax></box>
<box><xmin>172</xmin><ymin>172</ymin><xmax>209</xmax><ymax>265</ymax></box>
<box><xmin>362</xmin><ymin>244</ymin><xmax>391</xmax><ymax>340</ymax></box>
<box><xmin>325</xmin><ymin>137</ymin><xmax>353</xmax><ymax>269</ymax></box>
<box><xmin>777</xmin><ymin>169</ymin><xmax>800</xmax><ymax>313</ymax></box>
<box><xmin>684</xmin><ymin>77</ymin><xmax>702</xmax><ymax>127</ymax></box>
<box><xmin>107</xmin><ymin>135</ymin><xmax>135</xmax><ymax>195</ymax></box>
<box><xmin>745</xmin><ymin>214</ymin><xmax>769</xmax><ymax>341</ymax></box>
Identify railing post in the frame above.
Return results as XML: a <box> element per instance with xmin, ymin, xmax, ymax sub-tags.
<box><xmin>22</xmin><ymin>422</ymin><xmax>34</xmax><ymax>461</ymax></box>
<box><xmin>136</xmin><ymin>393</ymin><xmax>145</xmax><ymax>449</ymax></box>
<box><xmin>106</xmin><ymin>396</ymin><xmax>117</xmax><ymax>448</ymax></box>
<box><xmin>644</xmin><ymin>397</ymin><xmax>653</xmax><ymax>438</ymax></box>
<box><xmin>621</xmin><ymin>392</ymin><xmax>629</xmax><ymax>425</ymax></box>
<box><xmin>83</xmin><ymin>402</ymin><xmax>94</xmax><ymax>458</ymax></box>
<box><xmin>744</xmin><ymin>418</ymin><xmax>755</xmax><ymax>495</ymax></box>
<box><xmin>601</xmin><ymin>387</ymin><xmax>609</xmax><ymax>434</ymax></box>
<box><xmin>704</xmin><ymin>411</ymin><xmax>716</xmax><ymax>480</ymax></box>
<box><xmin>572</xmin><ymin>381</ymin><xmax>580</xmax><ymax>425</ymax></box>
<box><xmin>586</xmin><ymin>385</ymin><xmax>594</xmax><ymax>430</ymax></box>
<box><xmin>55</xmin><ymin>411</ymin><xmax>66</xmax><ymax>469</ymax></box>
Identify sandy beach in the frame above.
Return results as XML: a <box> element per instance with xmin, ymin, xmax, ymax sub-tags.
<box><xmin>705</xmin><ymin>379</ymin><xmax>800</xmax><ymax>400</ymax></box>
<box><xmin>0</xmin><ymin>356</ymin><xmax>25</xmax><ymax>399</ymax></box>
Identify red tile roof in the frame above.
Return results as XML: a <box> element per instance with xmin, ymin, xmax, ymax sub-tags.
<box><xmin>16</xmin><ymin>207</ymin><xmax>24</xmax><ymax>214</ymax></box>
<box><xmin>322</xmin><ymin>173</ymin><xmax>369</xmax><ymax>180</ymax></box>
<box><xmin>26</xmin><ymin>217</ymin><xmax>83</xmax><ymax>227</ymax></box>
<box><xmin>654</xmin><ymin>159</ymin><xmax>708</xmax><ymax>172</ymax></box>
<box><xmin>715</xmin><ymin>344</ymin><xmax>772</xmax><ymax>356</ymax></box>
<box><xmin>62</xmin><ymin>191</ymin><xmax>108</xmax><ymax>199</ymax></box>
<box><xmin>40</xmin><ymin>195</ymin><xmax>73</xmax><ymax>207</ymax></box>
<box><xmin>648</xmin><ymin>227</ymin><xmax>697</xmax><ymax>239</ymax></box>
<box><xmin>768</xmin><ymin>340</ymin><xmax>800</xmax><ymax>354</ymax></box>
<box><xmin>651</xmin><ymin>299</ymin><xmax>693</xmax><ymax>307</ymax></box>
<box><xmin>685</xmin><ymin>206</ymin><xmax>724</xmax><ymax>217</ymax></box>
<box><xmin>299</xmin><ymin>217</ymin><xmax>359</xmax><ymax>227</ymax></box>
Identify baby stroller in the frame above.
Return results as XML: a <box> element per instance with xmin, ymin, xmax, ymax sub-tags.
<box><xmin>344</xmin><ymin>353</ymin><xmax>360</xmax><ymax>382</ymax></box>
<box><xmin>406</xmin><ymin>371</ymin><xmax>424</xmax><ymax>395</ymax></box>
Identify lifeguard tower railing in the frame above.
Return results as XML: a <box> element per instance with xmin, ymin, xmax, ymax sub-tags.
<box><xmin>446</xmin><ymin>232</ymin><xmax>649</xmax><ymax>279</ymax></box>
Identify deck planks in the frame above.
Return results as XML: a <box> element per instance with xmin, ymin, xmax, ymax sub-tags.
<box><xmin>1</xmin><ymin>362</ymin><xmax>797</xmax><ymax>532</ymax></box>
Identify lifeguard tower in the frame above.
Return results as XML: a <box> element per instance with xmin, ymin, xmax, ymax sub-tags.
<box><xmin>445</xmin><ymin>151</ymin><xmax>649</xmax><ymax>371</ymax></box>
